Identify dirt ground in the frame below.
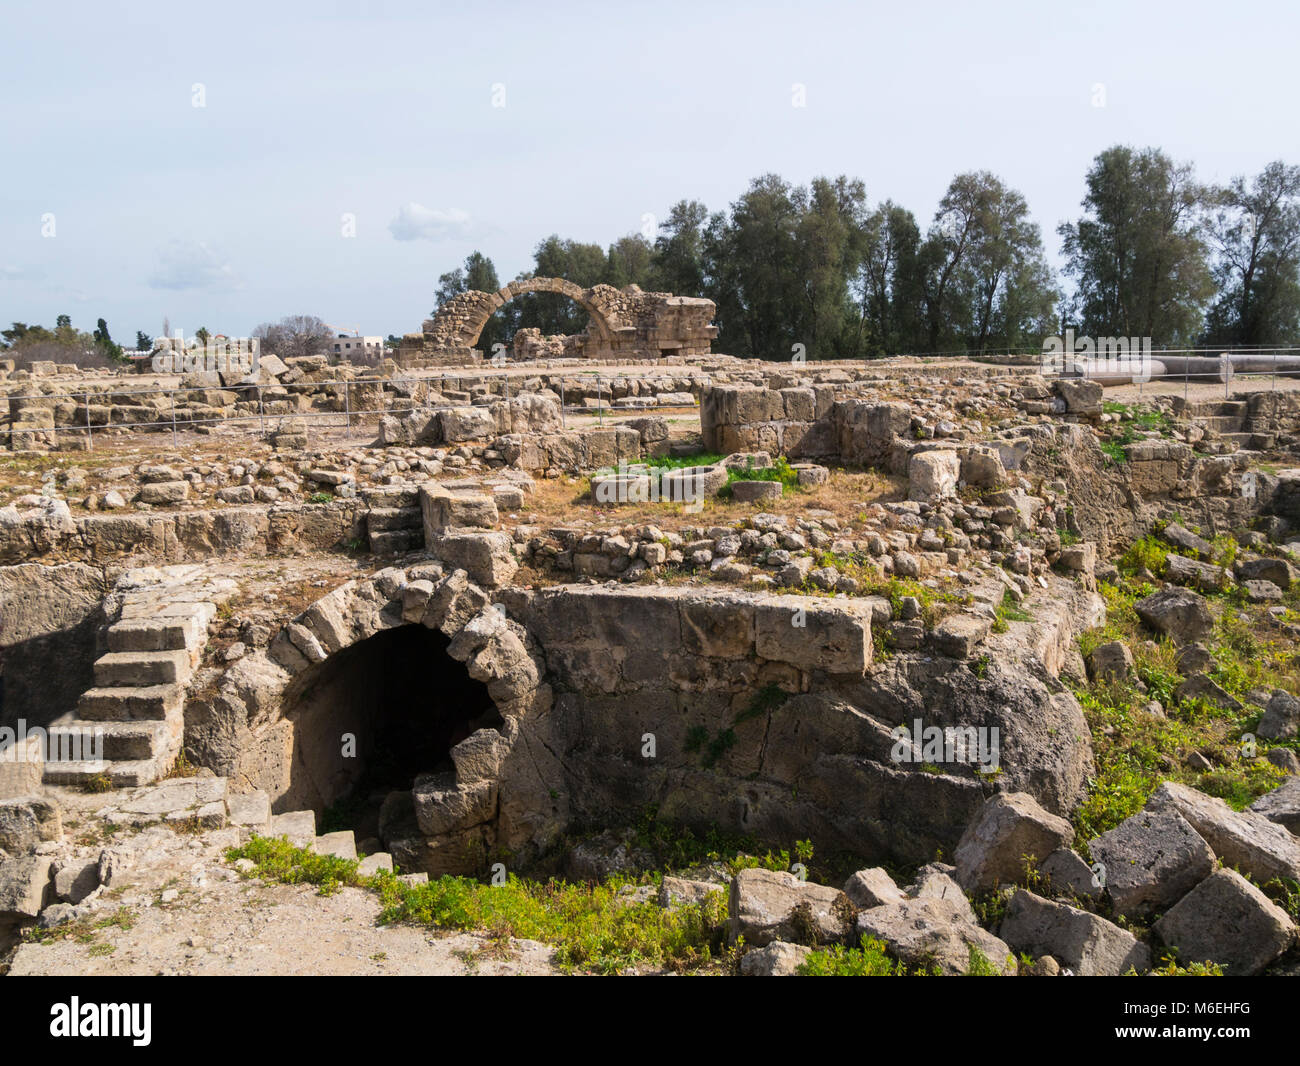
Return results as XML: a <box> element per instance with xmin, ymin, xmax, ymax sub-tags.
<box><xmin>8</xmin><ymin>820</ymin><xmax>560</xmax><ymax>977</ymax></box>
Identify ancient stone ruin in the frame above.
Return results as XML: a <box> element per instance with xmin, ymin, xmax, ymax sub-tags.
<box><xmin>3</xmin><ymin>347</ymin><xmax>1300</xmax><ymax>978</ymax></box>
<box><xmin>397</xmin><ymin>278</ymin><xmax>718</xmax><ymax>368</ymax></box>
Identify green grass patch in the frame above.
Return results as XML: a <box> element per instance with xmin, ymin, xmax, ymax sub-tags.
<box><xmin>374</xmin><ymin>871</ymin><xmax>729</xmax><ymax>974</ymax></box>
<box><xmin>798</xmin><ymin>935</ymin><xmax>908</xmax><ymax>975</ymax></box>
<box><xmin>226</xmin><ymin>834</ymin><xmax>365</xmax><ymax>896</ymax></box>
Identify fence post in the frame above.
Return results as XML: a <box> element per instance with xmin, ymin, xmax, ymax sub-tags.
<box><xmin>85</xmin><ymin>391</ymin><xmax>92</xmax><ymax>451</ymax></box>
<box><xmin>344</xmin><ymin>381</ymin><xmax>351</xmax><ymax>429</ymax></box>
<box><xmin>560</xmin><ymin>379</ymin><xmax>565</xmax><ymax>428</ymax></box>
<box><xmin>257</xmin><ymin>385</ymin><xmax>266</xmax><ymax>437</ymax></box>
<box><xmin>170</xmin><ymin>389</ymin><xmax>178</xmax><ymax>447</ymax></box>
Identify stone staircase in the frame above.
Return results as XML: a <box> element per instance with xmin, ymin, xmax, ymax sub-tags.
<box><xmin>43</xmin><ymin>566</ymin><xmax>234</xmax><ymax>788</ymax></box>
<box><xmin>1184</xmin><ymin>399</ymin><xmax>1276</xmax><ymax>451</ymax></box>
<box><xmin>85</xmin><ymin>776</ymin><xmax>395</xmax><ymax>874</ymax></box>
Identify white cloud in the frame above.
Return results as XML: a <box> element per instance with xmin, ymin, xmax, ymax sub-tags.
<box><xmin>388</xmin><ymin>203</ymin><xmax>472</xmax><ymax>242</ymax></box>
<box><xmin>148</xmin><ymin>240</ymin><xmax>241</xmax><ymax>291</ymax></box>
<box><xmin>0</xmin><ymin>265</ymin><xmax>40</xmax><ymax>281</ymax></box>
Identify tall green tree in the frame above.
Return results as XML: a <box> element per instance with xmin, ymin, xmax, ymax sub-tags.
<box><xmin>794</xmin><ymin>176</ymin><xmax>871</xmax><ymax>359</ymax></box>
<box><xmin>605</xmin><ymin>234</ymin><xmax>656</xmax><ymax>289</ymax></box>
<box><xmin>1203</xmin><ymin>161</ymin><xmax>1300</xmax><ymax>346</ymax></box>
<box><xmin>93</xmin><ymin>318</ymin><xmax>124</xmax><ymax>362</ymax></box>
<box><xmin>704</xmin><ymin>174</ymin><xmax>804</xmax><ymax>359</ymax></box>
<box><xmin>651</xmin><ymin>200</ymin><xmax>709</xmax><ymax>296</ymax></box>
<box><xmin>943</xmin><ymin>173</ymin><xmax>1058</xmax><ymax>352</ymax></box>
<box><xmin>434</xmin><ymin>251</ymin><xmax>505</xmax><ymax>352</ymax></box>
<box><xmin>856</xmin><ymin>201</ymin><xmax>924</xmax><ymax>356</ymax></box>
<box><xmin>1058</xmin><ymin>146</ymin><xmax>1213</xmax><ymax>344</ymax></box>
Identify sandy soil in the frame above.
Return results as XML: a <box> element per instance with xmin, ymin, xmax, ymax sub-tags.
<box><xmin>8</xmin><ymin>822</ymin><xmax>560</xmax><ymax>977</ymax></box>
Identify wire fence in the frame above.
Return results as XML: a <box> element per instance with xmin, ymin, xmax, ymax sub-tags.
<box><xmin>1038</xmin><ymin>351</ymin><xmax>1300</xmax><ymax>403</ymax></box>
<box><xmin>9</xmin><ymin>347</ymin><xmax>1299</xmax><ymax>452</ymax></box>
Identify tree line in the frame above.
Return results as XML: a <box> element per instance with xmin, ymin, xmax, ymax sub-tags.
<box><xmin>436</xmin><ymin>146</ymin><xmax>1300</xmax><ymax>360</ymax></box>
<box><xmin>0</xmin><ymin>315</ymin><xmax>128</xmax><ymax>368</ymax></box>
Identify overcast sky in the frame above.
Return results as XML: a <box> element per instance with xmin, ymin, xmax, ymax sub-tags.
<box><xmin>1</xmin><ymin>0</ymin><xmax>1295</xmax><ymax>342</ymax></box>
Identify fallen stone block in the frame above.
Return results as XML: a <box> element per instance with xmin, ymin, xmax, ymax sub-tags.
<box><xmin>1134</xmin><ymin>587</ymin><xmax>1213</xmax><ymax>645</ymax></box>
<box><xmin>727</xmin><ymin>868</ymin><xmax>851</xmax><ymax>947</ymax></box>
<box><xmin>740</xmin><ymin>940</ymin><xmax>811</xmax><ymax>976</ymax></box>
<box><xmin>842</xmin><ymin>867</ymin><xmax>905</xmax><ymax>910</ymax></box>
<box><xmin>0</xmin><ymin>796</ymin><xmax>63</xmax><ymax>852</ymax></box>
<box><xmin>954</xmin><ymin>792</ymin><xmax>1074</xmax><ymax>893</ymax></box>
<box><xmin>1088</xmin><ymin>804</ymin><xmax>1215</xmax><ymax>917</ymax></box>
<box><xmin>1153</xmin><ymin>869</ymin><xmax>1296</xmax><ymax>975</ymax></box>
<box><xmin>999</xmin><ymin>889</ymin><xmax>1151</xmax><ymax>975</ymax></box>
<box><xmin>1250</xmin><ymin>777</ymin><xmax>1300</xmax><ymax>834</ymax></box>
<box><xmin>0</xmin><ymin>855</ymin><xmax>55</xmax><ymax>919</ymax></box>
<box><xmin>856</xmin><ymin>898</ymin><xmax>1014</xmax><ymax>975</ymax></box>
<box><xmin>1149</xmin><ymin>781</ymin><xmax>1300</xmax><ymax>884</ymax></box>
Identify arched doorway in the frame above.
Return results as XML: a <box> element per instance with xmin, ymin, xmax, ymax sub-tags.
<box><xmin>278</xmin><ymin>624</ymin><xmax>502</xmax><ymax>842</ymax></box>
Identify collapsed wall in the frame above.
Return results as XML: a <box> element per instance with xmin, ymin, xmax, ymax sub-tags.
<box><xmin>182</xmin><ymin>563</ymin><xmax>1099</xmax><ymax>876</ymax></box>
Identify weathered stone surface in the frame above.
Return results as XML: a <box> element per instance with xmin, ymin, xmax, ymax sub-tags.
<box><xmin>727</xmin><ymin>868</ymin><xmax>851</xmax><ymax>947</ymax></box>
<box><xmin>730</xmin><ymin>480</ymin><xmax>783</xmax><ymax>503</ymax></box>
<box><xmin>1087</xmin><ymin>640</ymin><xmax>1132</xmax><ymax>683</ymax></box>
<box><xmin>954</xmin><ymin>792</ymin><xmax>1074</xmax><ymax>893</ymax></box>
<box><xmin>999</xmin><ymin>890</ymin><xmax>1151</xmax><ymax>975</ymax></box>
<box><xmin>908</xmin><ymin>863</ymin><xmax>976</xmax><ymax>921</ymax></box>
<box><xmin>739</xmin><ymin>940</ymin><xmax>812</xmax><ymax>976</ymax></box>
<box><xmin>856</xmin><ymin>898</ymin><xmax>1014</xmax><ymax>975</ymax></box>
<box><xmin>1165</xmin><ymin>553</ymin><xmax>1229</xmax><ymax>592</ymax></box>
<box><xmin>0</xmin><ymin>796</ymin><xmax>63</xmax><ymax>851</ymax></box>
<box><xmin>0</xmin><ymin>855</ymin><xmax>54</xmax><ymax>918</ymax></box>
<box><xmin>1258</xmin><ymin>690</ymin><xmax>1300</xmax><ymax>741</ymax></box>
<box><xmin>54</xmin><ymin>859</ymin><xmax>99</xmax><ymax>904</ymax></box>
<box><xmin>1038</xmin><ymin>848</ymin><xmax>1102</xmax><ymax>899</ymax></box>
<box><xmin>419</xmin><ymin>486</ymin><xmax>498</xmax><ymax>532</ymax></box>
<box><xmin>842</xmin><ymin>867</ymin><xmax>905</xmax><ymax>910</ymax></box>
<box><xmin>1237</xmin><ymin>556</ymin><xmax>1295</xmax><ymax>590</ymax></box>
<box><xmin>1154</xmin><ymin>869</ymin><xmax>1296</xmax><ymax>975</ymax></box>
<box><xmin>427</xmin><ymin>531</ymin><xmax>517</xmax><ymax>588</ymax></box>
<box><xmin>1134</xmin><ymin>588</ymin><xmax>1214</xmax><ymax>645</ymax></box>
<box><xmin>1055</xmin><ymin>378</ymin><xmax>1102</xmax><ymax>416</ymax></box>
<box><xmin>753</xmin><ymin>596</ymin><xmax>872</xmax><ymax>674</ymax></box>
<box><xmin>932</xmin><ymin>612</ymin><xmax>992</xmax><ymax>659</ymax></box>
<box><xmin>1149</xmin><ymin>781</ymin><xmax>1300</xmax><ymax>884</ymax></box>
<box><xmin>658</xmin><ymin>876</ymin><xmax>723</xmax><ymax>909</ymax></box>
<box><xmin>1250</xmin><ymin>776</ymin><xmax>1300</xmax><ymax>834</ymax></box>
<box><xmin>312</xmin><ymin>831</ymin><xmax>358</xmax><ymax>860</ymax></box>
<box><xmin>267</xmin><ymin>809</ymin><xmax>316</xmax><ymax>846</ymax></box>
<box><xmin>908</xmin><ymin>450</ymin><xmax>960</xmax><ymax>501</ymax></box>
<box><xmin>226</xmin><ymin>790</ymin><xmax>271</xmax><ymax>829</ymax></box>
<box><xmin>1089</xmin><ymin>803</ymin><xmax>1215</xmax><ymax>916</ymax></box>
<box><xmin>1174</xmin><ymin>672</ymin><xmax>1241</xmax><ymax>711</ymax></box>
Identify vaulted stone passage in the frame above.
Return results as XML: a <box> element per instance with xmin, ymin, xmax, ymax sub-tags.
<box><xmin>277</xmin><ymin>624</ymin><xmax>502</xmax><ymax>833</ymax></box>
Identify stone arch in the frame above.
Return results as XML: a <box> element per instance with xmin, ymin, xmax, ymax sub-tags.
<box><xmin>195</xmin><ymin>563</ymin><xmax>552</xmax><ymax>873</ymax></box>
<box><xmin>429</xmin><ymin>277</ymin><xmax>618</xmax><ymax>351</ymax></box>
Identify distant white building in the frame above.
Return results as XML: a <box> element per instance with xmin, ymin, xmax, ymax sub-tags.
<box><xmin>332</xmin><ymin>335</ymin><xmax>383</xmax><ymax>359</ymax></box>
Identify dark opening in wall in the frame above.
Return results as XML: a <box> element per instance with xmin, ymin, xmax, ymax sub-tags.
<box><xmin>279</xmin><ymin>624</ymin><xmax>499</xmax><ymax>838</ymax></box>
